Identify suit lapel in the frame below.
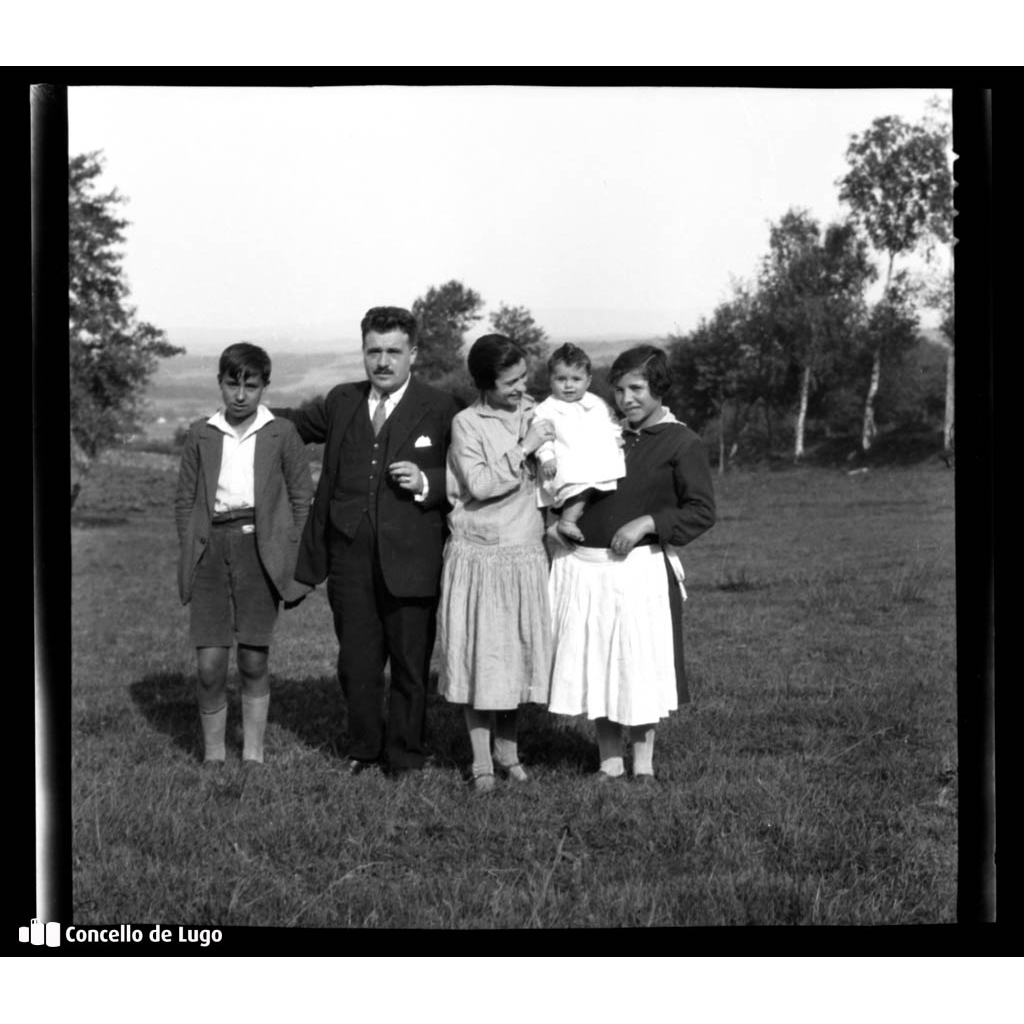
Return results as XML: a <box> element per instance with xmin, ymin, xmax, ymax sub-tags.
<box><xmin>327</xmin><ymin>383</ymin><xmax>370</xmax><ymax>478</ymax></box>
<box><xmin>384</xmin><ymin>379</ymin><xmax>428</xmax><ymax>457</ymax></box>
<box><xmin>336</xmin><ymin>383</ymin><xmax>369</xmax><ymax>437</ymax></box>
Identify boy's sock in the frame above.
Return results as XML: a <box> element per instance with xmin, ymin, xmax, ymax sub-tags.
<box><xmin>595</xmin><ymin>717</ymin><xmax>625</xmax><ymax>777</ymax></box>
<box><xmin>200</xmin><ymin>704</ymin><xmax>228</xmax><ymax>762</ymax></box>
<box><xmin>630</xmin><ymin>725</ymin><xmax>657</xmax><ymax>776</ymax></box>
<box><xmin>464</xmin><ymin>707</ymin><xmax>494</xmax><ymax>778</ymax></box>
<box><xmin>242</xmin><ymin>692</ymin><xmax>270</xmax><ymax>763</ymax></box>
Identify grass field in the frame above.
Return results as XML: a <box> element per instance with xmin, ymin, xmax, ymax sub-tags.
<box><xmin>70</xmin><ymin>452</ymin><xmax>957</xmax><ymax>927</ymax></box>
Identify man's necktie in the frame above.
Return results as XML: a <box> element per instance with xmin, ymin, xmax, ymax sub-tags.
<box><xmin>372</xmin><ymin>396</ymin><xmax>387</xmax><ymax>436</ymax></box>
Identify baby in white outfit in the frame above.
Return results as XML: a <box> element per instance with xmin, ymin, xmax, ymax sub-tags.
<box><xmin>534</xmin><ymin>343</ymin><xmax>626</xmax><ymax>542</ymax></box>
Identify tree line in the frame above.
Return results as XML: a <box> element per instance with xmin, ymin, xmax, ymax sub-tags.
<box><xmin>69</xmin><ymin>99</ymin><xmax>953</xmax><ymax>494</ymax></box>
<box><xmin>666</xmin><ymin>103</ymin><xmax>953</xmax><ymax>469</ymax></box>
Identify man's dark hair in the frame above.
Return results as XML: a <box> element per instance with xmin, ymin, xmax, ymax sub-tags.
<box><xmin>467</xmin><ymin>334</ymin><xmax>527</xmax><ymax>391</ymax></box>
<box><xmin>547</xmin><ymin>343</ymin><xmax>591</xmax><ymax>375</ymax></box>
<box><xmin>608</xmin><ymin>344</ymin><xmax>672</xmax><ymax>399</ymax></box>
<box><xmin>360</xmin><ymin>306</ymin><xmax>418</xmax><ymax>345</ymax></box>
<box><xmin>218</xmin><ymin>342</ymin><xmax>271</xmax><ymax>384</ymax></box>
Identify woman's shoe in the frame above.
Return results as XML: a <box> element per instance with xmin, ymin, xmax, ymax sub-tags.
<box><xmin>472</xmin><ymin>773</ymin><xmax>495</xmax><ymax>793</ymax></box>
<box><xmin>495</xmin><ymin>761</ymin><xmax>529</xmax><ymax>783</ymax></box>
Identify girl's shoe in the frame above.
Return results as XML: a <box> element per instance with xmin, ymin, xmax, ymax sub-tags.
<box><xmin>495</xmin><ymin>761</ymin><xmax>529</xmax><ymax>783</ymax></box>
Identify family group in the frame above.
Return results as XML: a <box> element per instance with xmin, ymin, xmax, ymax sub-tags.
<box><xmin>173</xmin><ymin>305</ymin><xmax>716</xmax><ymax>790</ymax></box>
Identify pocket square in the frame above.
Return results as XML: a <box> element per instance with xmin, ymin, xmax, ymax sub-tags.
<box><xmin>414</xmin><ymin>435</ymin><xmax>433</xmax><ymax>448</ymax></box>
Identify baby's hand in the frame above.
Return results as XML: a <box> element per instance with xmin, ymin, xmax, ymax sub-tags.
<box><xmin>541</xmin><ymin>459</ymin><xmax>558</xmax><ymax>481</ymax></box>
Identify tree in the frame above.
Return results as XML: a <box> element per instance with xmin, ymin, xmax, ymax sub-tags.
<box><xmin>838</xmin><ymin>111</ymin><xmax>954</xmax><ymax>450</ymax></box>
<box><xmin>488</xmin><ymin>302</ymin><xmax>549</xmax><ymax>393</ymax></box>
<box><xmin>70</xmin><ymin>152</ymin><xmax>183</xmax><ymax>481</ymax></box>
<box><xmin>760</xmin><ymin>210</ymin><xmax>874</xmax><ymax>461</ymax></box>
<box><xmin>410</xmin><ymin>280</ymin><xmax>484</xmax><ymax>381</ymax></box>
<box><xmin>668</xmin><ymin>282</ymin><xmax>789</xmax><ymax>472</ymax></box>
<box><xmin>858</xmin><ymin>266</ymin><xmax>921</xmax><ymax>399</ymax></box>
<box><xmin>924</xmin><ymin>267</ymin><xmax>955</xmax><ymax>459</ymax></box>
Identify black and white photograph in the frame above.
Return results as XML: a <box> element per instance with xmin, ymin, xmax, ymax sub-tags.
<box><xmin>29</xmin><ymin>79</ymin><xmax>996</xmax><ymax>946</ymax></box>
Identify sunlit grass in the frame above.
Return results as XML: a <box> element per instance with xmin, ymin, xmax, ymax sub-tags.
<box><xmin>71</xmin><ymin>459</ymin><xmax>956</xmax><ymax>926</ymax></box>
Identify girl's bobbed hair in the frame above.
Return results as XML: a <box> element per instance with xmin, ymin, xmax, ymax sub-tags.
<box><xmin>608</xmin><ymin>345</ymin><xmax>671</xmax><ymax>399</ymax></box>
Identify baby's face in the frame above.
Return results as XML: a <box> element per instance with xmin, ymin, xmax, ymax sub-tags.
<box><xmin>549</xmin><ymin>362</ymin><xmax>591</xmax><ymax>403</ymax></box>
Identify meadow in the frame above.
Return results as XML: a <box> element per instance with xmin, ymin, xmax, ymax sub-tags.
<box><xmin>70</xmin><ymin>450</ymin><xmax>957</xmax><ymax>928</ymax></box>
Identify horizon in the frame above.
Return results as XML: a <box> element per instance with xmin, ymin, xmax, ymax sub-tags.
<box><xmin>160</xmin><ymin>322</ymin><xmax>677</xmax><ymax>357</ymax></box>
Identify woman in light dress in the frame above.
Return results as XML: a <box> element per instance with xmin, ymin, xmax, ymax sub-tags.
<box><xmin>546</xmin><ymin>345</ymin><xmax>716</xmax><ymax>783</ymax></box>
<box><xmin>437</xmin><ymin>335</ymin><xmax>556</xmax><ymax>792</ymax></box>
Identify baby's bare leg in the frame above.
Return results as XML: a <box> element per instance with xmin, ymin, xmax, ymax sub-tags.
<box><xmin>557</xmin><ymin>490</ymin><xmax>592</xmax><ymax>542</ymax></box>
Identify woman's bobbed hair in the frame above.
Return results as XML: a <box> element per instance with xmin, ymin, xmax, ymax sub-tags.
<box><xmin>467</xmin><ymin>334</ymin><xmax>527</xmax><ymax>392</ymax></box>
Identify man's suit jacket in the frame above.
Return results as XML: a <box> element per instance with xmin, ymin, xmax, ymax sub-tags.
<box><xmin>278</xmin><ymin>378</ymin><xmax>461</xmax><ymax>598</ymax></box>
<box><xmin>174</xmin><ymin>417</ymin><xmax>314</xmax><ymax>605</ymax></box>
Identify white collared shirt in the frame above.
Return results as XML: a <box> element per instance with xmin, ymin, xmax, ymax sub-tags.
<box><xmin>208</xmin><ymin>404</ymin><xmax>275</xmax><ymax>513</ymax></box>
<box><xmin>367</xmin><ymin>377</ymin><xmax>411</xmax><ymax>428</ymax></box>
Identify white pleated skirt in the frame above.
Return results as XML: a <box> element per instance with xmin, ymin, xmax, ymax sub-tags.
<box><xmin>548</xmin><ymin>544</ymin><xmax>678</xmax><ymax>725</ymax></box>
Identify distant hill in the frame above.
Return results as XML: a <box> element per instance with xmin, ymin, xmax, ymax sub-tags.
<box><xmin>143</xmin><ymin>336</ymin><xmax>665</xmax><ymax>439</ymax></box>
<box><xmin>141</xmin><ymin>328</ymin><xmax>948</xmax><ymax>441</ymax></box>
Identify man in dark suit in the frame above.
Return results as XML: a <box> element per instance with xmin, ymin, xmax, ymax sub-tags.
<box><xmin>274</xmin><ymin>306</ymin><xmax>461</xmax><ymax>777</ymax></box>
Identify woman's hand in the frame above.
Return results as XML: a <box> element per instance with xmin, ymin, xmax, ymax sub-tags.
<box><xmin>609</xmin><ymin>516</ymin><xmax>655</xmax><ymax>556</ymax></box>
<box><xmin>521</xmin><ymin>418</ymin><xmax>556</xmax><ymax>455</ymax></box>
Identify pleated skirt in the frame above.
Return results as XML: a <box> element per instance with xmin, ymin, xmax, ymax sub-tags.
<box><xmin>437</xmin><ymin>538</ymin><xmax>552</xmax><ymax>710</ymax></box>
<box><xmin>548</xmin><ymin>544</ymin><xmax>678</xmax><ymax>725</ymax></box>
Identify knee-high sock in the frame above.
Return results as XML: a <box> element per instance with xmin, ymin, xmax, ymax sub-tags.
<box><xmin>595</xmin><ymin>717</ymin><xmax>625</xmax><ymax>777</ymax></box>
<box><xmin>200</xmin><ymin>704</ymin><xmax>227</xmax><ymax>762</ymax></box>
<box><xmin>493</xmin><ymin>709</ymin><xmax>519</xmax><ymax>767</ymax></box>
<box><xmin>464</xmin><ymin>707</ymin><xmax>494</xmax><ymax>778</ymax></box>
<box><xmin>630</xmin><ymin>725</ymin><xmax>657</xmax><ymax>776</ymax></box>
<box><xmin>242</xmin><ymin>693</ymin><xmax>270</xmax><ymax>763</ymax></box>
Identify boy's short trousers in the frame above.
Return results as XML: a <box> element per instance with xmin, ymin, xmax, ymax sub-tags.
<box><xmin>189</xmin><ymin>518</ymin><xmax>279</xmax><ymax>647</ymax></box>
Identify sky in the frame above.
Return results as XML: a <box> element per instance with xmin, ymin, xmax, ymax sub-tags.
<box><xmin>67</xmin><ymin>85</ymin><xmax>952</xmax><ymax>354</ymax></box>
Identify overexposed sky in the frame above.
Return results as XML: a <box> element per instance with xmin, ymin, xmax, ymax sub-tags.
<box><xmin>68</xmin><ymin>85</ymin><xmax>951</xmax><ymax>353</ymax></box>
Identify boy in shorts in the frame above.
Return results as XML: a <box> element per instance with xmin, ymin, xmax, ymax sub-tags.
<box><xmin>174</xmin><ymin>343</ymin><xmax>314</xmax><ymax>767</ymax></box>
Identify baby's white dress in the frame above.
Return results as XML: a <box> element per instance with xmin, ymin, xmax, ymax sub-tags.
<box><xmin>534</xmin><ymin>392</ymin><xmax>626</xmax><ymax>508</ymax></box>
